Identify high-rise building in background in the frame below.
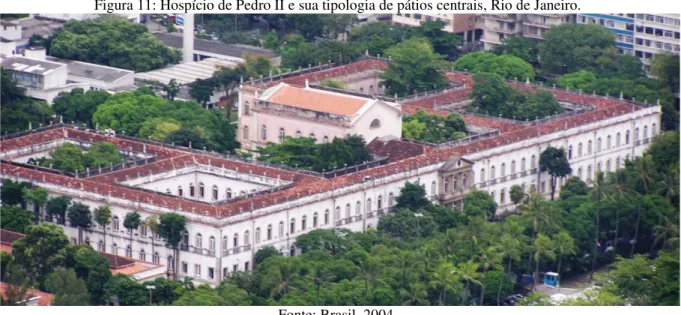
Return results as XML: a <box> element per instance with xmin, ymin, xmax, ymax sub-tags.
<box><xmin>577</xmin><ymin>14</ymin><xmax>681</xmax><ymax>71</ymax></box>
<box><xmin>477</xmin><ymin>14</ymin><xmax>575</xmax><ymax>50</ymax></box>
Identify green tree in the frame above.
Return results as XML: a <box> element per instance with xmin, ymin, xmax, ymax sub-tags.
<box><xmin>172</xmin><ymin>286</ymin><xmax>226</xmax><ymax>306</ymax></box>
<box><xmin>91</xmin><ymin>92</ymin><xmax>165</xmax><ymax>135</ymax></box>
<box><xmin>321</xmin><ymin>78</ymin><xmax>345</xmax><ymax>89</ymax></box>
<box><xmin>380</xmin><ymin>37</ymin><xmax>448</xmax><ymax>97</ymax></box>
<box><xmin>0</xmin><ymin>205</ymin><xmax>34</xmax><ymax>233</ymax></box>
<box><xmin>166</xmin><ymin>128</ymin><xmax>205</xmax><ymax>149</ymax></box>
<box><xmin>138</xmin><ymin>117</ymin><xmax>182</xmax><ymax>141</ymax></box>
<box><xmin>12</xmin><ymin>223</ymin><xmax>70</xmax><ymax>288</ymax></box>
<box><xmin>104</xmin><ymin>274</ymin><xmax>148</xmax><ymax>305</ymax></box>
<box><xmin>93</xmin><ymin>205</ymin><xmax>112</xmax><ymax>253</ymax></box>
<box><xmin>484</xmin><ymin>270</ymin><xmax>514</xmax><ymax>306</ymax></box>
<box><xmin>254</xmin><ymin>245</ymin><xmax>281</xmax><ymax>267</ymax></box>
<box><xmin>589</xmin><ymin>171</ymin><xmax>608</xmax><ymax>281</ymax></box>
<box><xmin>313</xmin><ymin>138</ymin><xmax>354</xmax><ymax>172</ymax></box>
<box><xmin>650</xmin><ymin>53</ymin><xmax>680</xmax><ymax>93</ymax></box>
<box><xmin>454</xmin><ymin>52</ymin><xmax>535</xmax><ymax>81</ymax></box>
<box><xmin>463</xmin><ymin>190</ymin><xmax>498</xmax><ymax>220</ymax></box>
<box><xmin>188</xmin><ymin>78</ymin><xmax>216</xmax><ymax>106</ymax></box>
<box><xmin>469</xmin><ymin>72</ymin><xmax>515</xmax><ymax>117</ymax></box>
<box><xmin>157</xmin><ymin>212</ymin><xmax>186</xmax><ymax>280</ymax></box>
<box><xmin>552</xmin><ymin>231</ymin><xmax>576</xmax><ymax>280</ymax></box>
<box><xmin>123</xmin><ymin>211</ymin><xmax>141</xmax><ymax>256</ymax></box>
<box><xmin>0</xmin><ymin>70</ymin><xmax>54</xmax><ymax>134</ymax></box>
<box><xmin>455</xmin><ymin>260</ymin><xmax>481</xmax><ymax>306</ymax></box>
<box><xmin>22</xmin><ymin>187</ymin><xmax>49</xmax><ymax>222</ymax></box>
<box><xmin>492</xmin><ymin>36</ymin><xmax>539</xmax><ymax>64</ymax></box>
<box><xmin>50</xmin><ymin>17</ymin><xmax>180</xmax><ymax>71</ymax></box>
<box><xmin>212</xmin><ymin>64</ymin><xmax>247</xmax><ymax>119</ymax></box>
<box><xmin>67</xmin><ymin>202</ymin><xmax>92</xmax><ymax>244</ymax></box>
<box><xmin>1</xmin><ymin>263</ymin><xmax>29</xmax><ymax>305</ymax></box>
<box><xmin>45</xmin><ymin>268</ymin><xmax>90</xmax><ymax>306</ymax></box>
<box><xmin>416</xmin><ymin>20</ymin><xmax>462</xmax><ymax>59</ymax></box>
<box><xmin>531</xmin><ymin>234</ymin><xmax>556</xmax><ymax>291</ymax></box>
<box><xmin>395</xmin><ymin>181</ymin><xmax>430</xmax><ymax>211</ymax></box>
<box><xmin>509</xmin><ymin>185</ymin><xmax>525</xmax><ymax>209</ymax></box>
<box><xmin>87</xmin><ymin>142</ymin><xmax>123</xmax><ymax>169</ymax></box>
<box><xmin>477</xmin><ymin>246</ymin><xmax>504</xmax><ymax>305</ymax></box>
<box><xmin>73</xmin><ymin>246</ymin><xmax>112</xmax><ymax>305</ymax></box>
<box><xmin>539</xmin><ymin>24</ymin><xmax>616</xmax><ymax>74</ymax></box>
<box><xmin>555</xmin><ymin>70</ymin><xmax>598</xmax><ymax>90</ymax></box>
<box><xmin>45</xmin><ymin>196</ymin><xmax>71</xmax><ymax>223</ymax></box>
<box><xmin>428</xmin><ymin>261</ymin><xmax>461</xmax><ymax>306</ymax></box>
<box><xmin>539</xmin><ymin>147</ymin><xmax>572</xmax><ymax>200</ymax></box>
<box><xmin>52</xmin><ymin>88</ymin><xmax>110</xmax><ymax>127</ymax></box>
<box><xmin>399</xmin><ymin>283</ymin><xmax>429</xmax><ymax>306</ymax></box>
<box><xmin>0</xmin><ymin>180</ymin><xmax>32</xmax><ymax>207</ymax></box>
<box><xmin>559</xmin><ymin>176</ymin><xmax>589</xmax><ymax>200</ymax></box>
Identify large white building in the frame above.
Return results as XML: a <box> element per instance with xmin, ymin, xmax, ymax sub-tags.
<box><xmin>577</xmin><ymin>13</ymin><xmax>681</xmax><ymax>70</ymax></box>
<box><xmin>0</xmin><ymin>59</ymin><xmax>661</xmax><ymax>287</ymax></box>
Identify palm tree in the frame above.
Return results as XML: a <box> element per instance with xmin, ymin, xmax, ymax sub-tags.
<box><xmin>477</xmin><ymin>246</ymin><xmax>504</xmax><ymax>306</ymax></box>
<box><xmin>455</xmin><ymin>260</ymin><xmax>481</xmax><ymax>306</ymax></box>
<box><xmin>520</xmin><ymin>193</ymin><xmax>558</xmax><ymax>275</ymax></box>
<box><xmin>496</xmin><ymin>234</ymin><xmax>522</xmax><ymax>305</ymax></box>
<box><xmin>589</xmin><ymin>171</ymin><xmax>607</xmax><ymax>281</ymax></box>
<box><xmin>420</xmin><ymin>242</ymin><xmax>442</xmax><ymax>278</ymax></box>
<box><xmin>270</xmin><ymin>259</ymin><xmax>299</xmax><ymax>298</ymax></box>
<box><xmin>123</xmin><ymin>212</ymin><xmax>141</xmax><ymax>256</ymax></box>
<box><xmin>356</xmin><ymin>258</ymin><xmax>381</xmax><ymax>296</ymax></box>
<box><xmin>399</xmin><ymin>283</ymin><xmax>429</xmax><ymax>305</ymax></box>
<box><xmin>181</xmin><ymin>277</ymin><xmax>195</xmax><ymax>291</ymax></box>
<box><xmin>440</xmin><ymin>229</ymin><xmax>458</xmax><ymax>256</ymax></box>
<box><xmin>531</xmin><ymin>234</ymin><xmax>556</xmax><ymax>291</ymax></box>
<box><xmin>627</xmin><ymin>156</ymin><xmax>656</xmax><ymax>194</ymax></box>
<box><xmin>606</xmin><ymin>170</ymin><xmax>633</xmax><ymax>258</ymax></box>
<box><xmin>656</xmin><ymin>170</ymin><xmax>679</xmax><ymax>206</ymax></box>
<box><xmin>394</xmin><ymin>250</ymin><xmax>419</xmax><ymax>291</ymax></box>
<box><xmin>552</xmin><ymin>231</ymin><xmax>576</xmax><ymax>281</ymax></box>
<box><xmin>428</xmin><ymin>262</ymin><xmax>460</xmax><ymax>306</ymax></box>
<box><xmin>654</xmin><ymin>212</ymin><xmax>680</xmax><ymax>250</ymax></box>
<box><xmin>22</xmin><ymin>187</ymin><xmax>48</xmax><ymax>223</ymax></box>
<box><xmin>144</xmin><ymin>215</ymin><xmax>159</xmax><ymax>259</ymax></box>
<box><xmin>307</xmin><ymin>263</ymin><xmax>332</xmax><ymax>306</ymax></box>
<box><xmin>93</xmin><ymin>205</ymin><xmax>112</xmax><ymax>252</ymax></box>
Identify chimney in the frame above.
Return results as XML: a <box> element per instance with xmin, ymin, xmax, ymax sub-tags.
<box><xmin>182</xmin><ymin>14</ymin><xmax>195</xmax><ymax>64</ymax></box>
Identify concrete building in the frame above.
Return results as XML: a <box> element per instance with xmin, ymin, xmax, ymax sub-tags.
<box><xmin>0</xmin><ymin>18</ymin><xmax>64</xmax><ymax>57</ymax></box>
<box><xmin>153</xmin><ymin>32</ymin><xmax>280</xmax><ymax>66</ymax></box>
<box><xmin>46</xmin><ymin>57</ymin><xmax>135</xmax><ymax>92</ymax></box>
<box><xmin>478</xmin><ymin>14</ymin><xmax>575</xmax><ymax>50</ymax></box>
<box><xmin>577</xmin><ymin>13</ymin><xmax>681</xmax><ymax>70</ymax></box>
<box><xmin>0</xmin><ymin>58</ymin><xmax>660</xmax><ymax>287</ymax></box>
<box><xmin>0</xmin><ymin>54</ymin><xmax>80</xmax><ymax>104</ymax></box>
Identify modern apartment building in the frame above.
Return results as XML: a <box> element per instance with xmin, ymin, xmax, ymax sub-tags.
<box><xmin>478</xmin><ymin>14</ymin><xmax>575</xmax><ymax>50</ymax></box>
<box><xmin>577</xmin><ymin>14</ymin><xmax>681</xmax><ymax>70</ymax></box>
<box><xmin>392</xmin><ymin>13</ymin><xmax>479</xmax><ymax>42</ymax></box>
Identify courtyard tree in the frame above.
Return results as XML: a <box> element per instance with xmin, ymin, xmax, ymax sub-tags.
<box><xmin>22</xmin><ymin>187</ymin><xmax>49</xmax><ymax>222</ymax></box>
<box><xmin>380</xmin><ymin>37</ymin><xmax>448</xmax><ymax>97</ymax></box>
<box><xmin>463</xmin><ymin>190</ymin><xmax>498</xmax><ymax>220</ymax></box>
<box><xmin>539</xmin><ymin>147</ymin><xmax>572</xmax><ymax>200</ymax></box>
<box><xmin>158</xmin><ymin>213</ymin><xmax>186</xmax><ymax>280</ymax></box>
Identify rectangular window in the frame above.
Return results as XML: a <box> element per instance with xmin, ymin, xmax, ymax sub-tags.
<box><xmin>194</xmin><ymin>264</ymin><xmax>201</xmax><ymax>277</ymax></box>
<box><xmin>244</xmin><ymin>262</ymin><xmax>250</xmax><ymax>271</ymax></box>
<box><xmin>223</xmin><ymin>268</ymin><xmax>228</xmax><ymax>279</ymax></box>
<box><xmin>182</xmin><ymin>262</ymin><xmax>188</xmax><ymax>274</ymax></box>
<box><xmin>208</xmin><ymin>267</ymin><xmax>214</xmax><ymax>280</ymax></box>
<box><xmin>233</xmin><ymin>264</ymin><xmax>238</xmax><ymax>273</ymax></box>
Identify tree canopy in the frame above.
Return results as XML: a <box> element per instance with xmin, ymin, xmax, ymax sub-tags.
<box><xmin>539</xmin><ymin>24</ymin><xmax>617</xmax><ymax>74</ymax></box>
<box><xmin>380</xmin><ymin>37</ymin><xmax>448</xmax><ymax>97</ymax></box>
<box><xmin>454</xmin><ymin>51</ymin><xmax>535</xmax><ymax>81</ymax></box>
<box><xmin>402</xmin><ymin>110</ymin><xmax>467</xmax><ymax>143</ymax></box>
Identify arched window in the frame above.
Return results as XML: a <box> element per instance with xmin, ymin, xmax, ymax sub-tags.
<box><xmin>511</xmin><ymin>161</ymin><xmax>516</xmax><ymax>174</ymax></box>
<box><xmin>195</xmin><ymin>234</ymin><xmax>203</xmax><ymax>248</ymax></box>
<box><xmin>568</xmin><ymin>146</ymin><xmax>573</xmax><ymax>159</ymax></box>
<box><xmin>490</xmin><ymin>191</ymin><xmax>495</xmax><ymax>203</ymax></box>
<box><xmin>490</xmin><ymin>166</ymin><xmax>496</xmax><ymax>180</ymax></box>
<box><xmin>182</xmin><ymin>231</ymin><xmax>189</xmax><ymax>247</ymax></box>
<box><xmin>244</xmin><ymin>101</ymin><xmax>250</xmax><ymax>115</ymax></box>
<box><xmin>388</xmin><ymin>193</ymin><xmax>394</xmax><ymax>207</ymax></box>
<box><xmin>233</xmin><ymin>233</ymin><xmax>239</xmax><ymax>247</ymax></box>
<box><xmin>301</xmin><ymin>216</ymin><xmax>307</xmax><ymax>231</ymax></box>
<box><xmin>531</xmin><ymin>155</ymin><xmax>536</xmax><ymax>169</ymax></box>
<box><xmin>616</xmin><ymin>133</ymin><xmax>621</xmax><ymax>147</ymax></box>
<box><xmin>244</xmin><ymin>230</ymin><xmax>250</xmax><ymax>245</ymax></box>
<box><xmin>209</xmin><ymin>236</ymin><xmax>216</xmax><ymax>251</ymax></box>
<box><xmin>344</xmin><ymin>204</ymin><xmax>350</xmax><ymax>218</ymax></box>
<box><xmin>240</xmin><ymin>190</ymin><xmax>246</xmax><ymax>196</ymax></box>
<box><xmin>189</xmin><ymin>183</ymin><xmax>195</xmax><ymax>197</ymax></box>
<box><xmin>587</xmin><ymin>140</ymin><xmax>593</xmax><ymax>155</ymax></box>
<box><xmin>153</xmin><ymin>252</ymin><xmax>160</xmax><ymax>264</ymax></box>
<box><xmin>463</xmin><ymin>173</ymin><xmax>467</xmax><ymax>187</ymax></box>
<box><xmin>310</xmin><ymin>133</ymin><xmax>316</xmax><ymax>142</ymax></box>
<box><xmin>377</xmin><ymin>195</ymin><xmax>383</xmax><ymax>210</ymax></box>
<box><xmin>597</xmin><ymin>138</ymin><xmax>602</xmax><ymax>152</ymax></box>
<box><xmin>290</xmin><ymin>245</ymin><xmax>296</xmax><ymax>257</ymax></box>
<box><xmin>98</xmin><ymin>240</ymin><xmax>104</xmax><ymax>251</ymax></box>
<box><xmin>140</xmin><ymin>249</ymin><xmax>146</xmax><ymax>261</ymax></box>
<box><xmin>626</xmin><ymin>130</ymin><xmax>630</xmax><ymax>144</ymax></box>
<box><xmin>635</xmin><ymin>127</ymin><xmax>639</xmax><ymax>141</ymax></box>
<box><xmin>607</xmin><ymin>135</ymin><xmax>611</xmax><ymax>150</ymax></box>
<box><xmin>178</xmin><ymin>185</ymin><xmax>183</xmax><ymax>196</ymax></box>
<box><xmin>606</xmin><ymin>160</ymin><xmax>611</xmax><ymax>172</ymax></box>
<box><xmin>255</xmin><ymin>228</ymin><xmax>261</xmax><ymax>244</ymax></box>
<box><xmin>125</xmin><ymin>245</ymin><xmax>132</xmax><ymax>257</ymax></box>
<box><xmin>279</xmin><ymin>128</ymin><xmax>285</xmax><ymax>142</ymax></box>
<box><xmin>226</xmin><ymin>188</ymin><xmax>232</xmax><ymax>199</ymax></box>
<box><xmin>587</xmin><ymin>165</ymin><xmax>593</xmax><ymax>180</ymax></box>
<box><xmin>296</xmin><ymin>130</ymin><xmax>301</xmax><ymax>138</ymax></box>
<box><xmin>324</xmin><ymin>209</ymin><xmax>329</xmax><ymax>225</ymax></box>
<box><xmin>279</xmin><ymin>221</ymin><xmax>284</xmax><ymax>236</ymax></box>
<box><xmin>597</xmin><ymin>162</ymin><xmax>602</xmax><ymax>172</ymax></box>
<box><xmin>167</xmin><ymin>255</ymin><xmax>174</xmax><ymax>271</ymax></box>
<box><xmin>243</xmin><ymin>125</ymin><xmax>249</xmax><ymax>140</ymax></box>
<box><xmin>261</xmin><ymin>125</ymin><xmax>267</xmax><ymax>141</ymax></box>
<box><xmin>431</xmin><ymin>181</ymin><xmax>436</xmax><ymax>196</ymax></box>
<box><xmin>199</xmin><ymin>183</ymin><xmax>205</xmax><ymax>198</ymax></box>
<box><xmin>480</xmin><ymin>168</ymin><xmax>486</xmax><ymax>182</ymax></box>
<box><xmin>578</xmin><ymin>143</ymin><xmax>583</xmax><ymax>157</ymax></box>
<box><xmin>112</xmin><ymin>243</ymin><xmax>118</xmax><ymax>254</ymax></box>
<box><xmin>616</xmin><ymin>157</ymin><xmax>621</xmax><ymax>170</ymax></box>
<box><xmin>643</xmin><ymin>125</ymin><xmax>648</xmax><ymax>139</ymax></box>
<box><xmin>356</xmin><ymin>201</ymin><xmax>361</xmax><ymax>215</ymax></box>
<box><xmin>212</xmin><ymin>185</ymin><xmax>218</xmax><ymax>200</ymax></box>
<box><xmin>313</xmin><ymin>212</ymin><xmax>318</xmax><ymax>227</ymax></box>
<box><xmin>521</xmin><ymin>158</ymin><xmax>526</xmax><ymax>171</ymax></box>
<box><xmin>366</xmin><ymin>198</ymin><xmax>372</xmax><ymax>213</ymax></box>
<box><xmin>500</xmin><ymin>189</ymin><xmax>505</xmax><ymax>204</ymax></box>
<box><xmin>501</xmin><ymin>163</ymin><xmax>506</xmax><ymax>177</ymax></box>
<box><xmin>578</xmin><ymin>167</ymin><xmax>583</xmax><ymax>179</ymax></box>
<box><xmin>369</xmin><ymin>85</ymin><xmax>375</xmax><ymax>95</ymax></box>
<box><xmin>360</xmin><ymin>87</ymin><xmax>364</xmax><ymax>93</ymax></box>
<box><xmin>113</xmin><ymin>216</ymin><xmax>119</xmax><ymax>231</ymax></box>
<box><xmin>267</xmin><ymin>224</ymin><xmax>272</xmax><ymax>240</ymax></box>
<box><xmin>370</xmin><ymin>119</ymin><xmax>381</xmax><ymax>129</ymax></box>
<box><xmin>652</xmin><ymin>123</ymin><xmax>657</xmax><ymax>136</ymax></box>
<box><xmin>290</xmin><ymin>218</ymin><xmax>296</xmax><ymax>234</ymax></box>
<box><xmin>323</xmin><ymin>136</ymin><xmax>329</xmax><ymax>144</ymax></box>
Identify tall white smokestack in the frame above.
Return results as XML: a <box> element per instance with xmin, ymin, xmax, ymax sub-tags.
<box><xmin>182</xmin><ymin>14</ymin><xmax>195</xmax><ymax>64</ymax></box>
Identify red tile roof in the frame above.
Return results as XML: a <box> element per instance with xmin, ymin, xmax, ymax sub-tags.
<box><xmin>0</xmin><ymin>282</ymin><xmax>54</xmax><ymax>306</ymax></box>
